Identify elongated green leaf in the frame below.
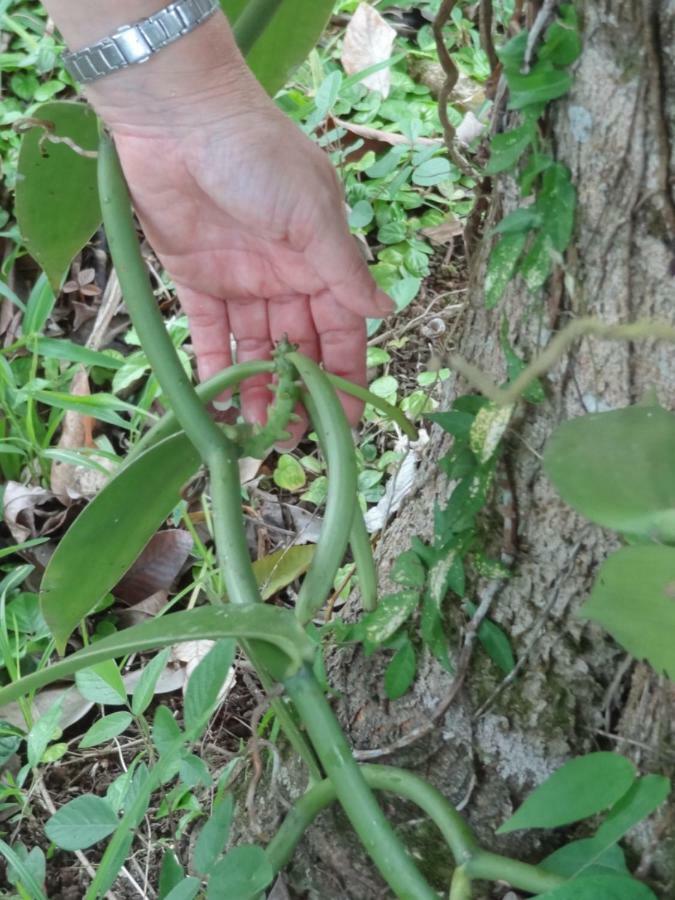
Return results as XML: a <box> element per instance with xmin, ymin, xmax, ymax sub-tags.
<box><xmin>0</xmin><ymin>840</ymin><xmax>47</xmax><ymax>900</ymax></box>
<box><xmin>245</xmin><ymin>1</ymin><xmax>335</xmax><ymax>95</ymax></box>
<box><xmin>27</xmin><ymin>695</ymin><xmax>63</xmax><ymax>768</ymax></box>
<box><xmin>31</xmin><ymin>389</ymin><xmax>150</xmax><ymax>429</ymax></box>
<box><xmin>537</xmin><ymin>874</ymin><xmax>656</xmax><ymax>900</ymax></box>
<box><xmin>159</xmin><ymin>851</ymin><xmax>185</xmax><ymax>899</ymax></box>
<box><xmin>485</xmin><ymin>122</ymin><xmax>535</xmax><ymax>175</ymax></box>
<box><xmin>16</xmin><ymin>101</ymin><xmax>101</xmax><ymax>290</ymax></box>
<box><xmin>582</xmin><ymin>546</ymin><xmax>675</xmax><ymax>679</ymax></box>
<box><xmin>23</xmin><ymin>274</ymin><xmax>56</xmax><ymax>335</ymax></box>
<box><xmin>0</xmin><ymin>605</ymin><xmax>313</xmax><ymax>707</ymax></box>
<box><xmin>132</xmin><ymin>648</ymin><xmax>171</xmax><ymax>717</ymax></box>
<box><xmin>544</xmin><ymin>406</ymin><xmax>675</xmax><ymax>542</ymax></box>
<box><xmin>35</xmin><ymin>338</ymin><xmax>123</xmax><ymax>370</ymax></box>
<box><xmin>193</xmin><ymin>795</ymin><xmax>234</xmax><ymax>874</ymax></box>
<box><xmin>485</xmin><ymin>232</ymin><xmax>527</xmax><ymax>309</ymax></box>
<box><xmin>79</xmin><ymin>712</ymin><xmax>132</xmax><ymax>749</ymax></box>
<box><xmin>543</xmin><ymin>840</ymin><xmax>628</xmax><ymax>879</ymax></box>
<box><xmin>206</xmin><ymin>845</ymin><xmax>274</xmax><ymax>900</ymax></box>
<box><xmin>506</xmin><ymin>62</ymin><xmax>572</xmax><ymax>111</ymax></box>
<box><xmin>384</xmin><ymin>639</ymin><xmax>416</xmax><ymax>700</ymax></box>
<box><xmin>536</xmin><ymin>163</ymin><xmax>576</xmax><ymax>251</ymax></box>
<box><xmin>45</xmin><ymin>794</ymin><xmax>119</xmax><ymax>851</ymax></box>
<box><xmin>41</xmin><ymin>432</ymin><xmax>201</xmax><ymax>651</ymax></box>
<box><xmin>184</xmin><ymin>641</ymin><xmax>235</xmax><ymax>733</ymax></box>
<box><xmin>497</xmin><ymin>753</ymin><xmax>636</xmax><ymax>834</ymax></box>
<box><xmin>164</xmin><ymin>879</ymin><xmax>201</xmax><ymax>900</ymax></box>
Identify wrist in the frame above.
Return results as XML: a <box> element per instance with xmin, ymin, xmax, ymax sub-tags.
<box><xmin>47</xmin><ymin>2</ymin><xmax>268</xmax><ymax>135</ymax></box>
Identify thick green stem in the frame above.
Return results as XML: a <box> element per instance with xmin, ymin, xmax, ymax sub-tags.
<box><xmin>449</xmin><ymin>866</ymin><xmax>472</xmax><ymax>900</ymax></box>
<box><xmin>232</xmin><ymin>0</ymin><xmax>284</xmax><ymax>56</ymax></box>
<box><xmin>266</xmin><ymin>762</ymin><xmax>478</xmax><ymax>873</ymax></box>
<box><xmin>127</xmin><ymin>359</ymin><xmax>274</xmax><ymax>460</ymax></box>
<box><xmin>289</xmin><ymin>355</ymin><xmax>359</xmax><ymax>624</ymax></box>
<box><xmin>464</xmin><ymin>851</ymin><xmax>565</xmax><ymax>895</ymax></box>
<box><xmin>284</xmin><ymin>667</ymin><xmax>438</xmax><ymax>900</ymax></box>
<box><xmin>329</xmin><ymin>372</ymin><xmax>418</xmax><ymax>440</ymax></box>
<box><xmin>98</xmin><ymin>133</ymin><xmax>321</xmax><ymax>781</ymax></box>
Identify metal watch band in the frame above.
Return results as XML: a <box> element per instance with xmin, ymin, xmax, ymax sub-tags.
<box><xmin>62</xmin><ymin>0</ymin><xmax>219</xmax><ymax>85</ymax></box>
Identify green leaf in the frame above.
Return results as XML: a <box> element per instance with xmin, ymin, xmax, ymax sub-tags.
<box><xmin>27</xmin><ymin>696</ymin><xmax>63</xmax><ymax>768</ymax></box>
<box><xmin>485</xmin><ymin>232</ymin><xmax>527</xmax><ymax>309</ymax></box>
<box><xmin>537</xmin><ymin>163</ymin><xmax>576</xmax><ymax>251</ymax></box>
<box><xmin>75</xmin><ymin>661</ymin><xmax>127</xmax><ymax>706</ymax></box>
<box><xmin>349</xmin><ymin>200</ymin><xmax>374</xmax><ymax>229</ymax></box>
<box><xmin>30</xmin><ymin>389</ymin><xmax>149</xmax><ymax>429</ymax></box>
<box><xmin>244</xmin><ymin>1</ymin><xmax>335</xmax><ymax>96</ymax></box>
<box><xmin>35</xmin><ymin>337</ymin><xmax>123</xmax><ymax>370</ymax></box>
<box><xmin>465</xmin><ymin>601</ymin><xmax>515</xmax><ymax>674</ymax></box>
<box><xmin>507</xmin><ymin>62</ymin><xmax>573</xmax><ymax>111</ymax></box>
<box><xmin>0</xmin><ymin>840</ymin><xmax>47</xmax><ymax>900</ymax></box>
<box><xmin>384</xmin><ymin>639</ymin><xmax>417</xmax><ymax>699</ymax></box>
<box><xmin>390</xmin><ymin>551</ymin><xmax>426</xmax><ymax>589</ymax></box>
<box><xmin>153</xmin><ymin>706</ymin><xmax>183</xmax><ymax>757</ymax></box>
<box><xmin>251</xmin><ymin>545</ymin><xmax>315</xmax><ymax>601</ymax></box>
<box><xmin>412</xmin><ymin>157</ymin><xmax>454</xmax><ymax>187</ymax></box>
<box><xmin>23</xmin><ymin>275</ymin><xmax>56</xmax><ymax>336</ymax></box>
<box><xmin>15</xmin><ymin>101</ymin><xmax>101</xmax><ymax>290</ymax></box>
<box><xmin>428</xmin><ymin>410</ymin><xmax>475</xmax><ymax>440</ymax></box>
<box><xmin>543</xmin><ymin>406</ymin><xmax>675</xmax><ymax>542</ymax></box>
<box><xmin>184</xmin><ymin>640</ymin><xmax>236</xmax><ymax>734</ymax></box>
<box><xmin>362</xmin><ymin>592</ymin><xmax>420</xmax><ymax>646</ymax></box>
<box><xmin>536</xmin><ymin>874</ymin><xmax>657</xmax><ymax>900</ymax></box>
<box><xmin>194</xmin><ymin>795</ymin><xmax>234</xmax><ymax>875</ymax></box>
<box><xmin>539</xmin><ymin>12</ymin><xmax>582</xmax><ymax>67</ymax></box>
<box><xmin>132</xmin><ymin>648</ymin><xmax>171</xmax><ymax>717</ymax></box>
<box><xmin>543</xmin><ymin>840</ymin><xmax>628</xmax><ymax>879</ymax></box>
<box><xmin>500</xmin><ymin>319</ymin><xmax>545</xmax><ymax>403</ymax></box>
<box><xmin>206</xmin><ymin>845</ymin><xmax>274</xmax><ymax>900</ymax></box>
<box><xmin>273</xmin><ymin>454</ymin><xmax>306</xmax><ymax>491</ymax></box>
<box><xmin>41</xmin><ymin>432</ymin><xmax>201</xmax><ymax>651</ymax></box>
<box><xmin>163</xmin><ymin>878</ymin><xmax>201</xmax><ymax>900</ymax></box>
<box><xmin>493</xmin><ymin>207</ymin><xmax>542</xmax><ymax>235</ymax></box>
<box><xmin>485</xmin><ymin>122</ymin><xmax>535</xmax><ymax>175</ymax></box>
<box><xmin>158</xmin><ymin>850</ymin><xmax>185</xmax><ymax>899</ymax></box>
<box><xmin>79</xmin><ymin>712</ymin><xmax>132</xmax><ymax>749</ymax></box>
<box><xmin>519</xmin><ymin>231</ymin><xmax>552</xmax><ymax>291</ymax></box>
<box><xmin>582</xmin><ymin>546</ymin><xmax>675</xmax><ymax>678</ymax></box>
<box><xmin>45</xmin><ymin>794</ymin><xmax>119</xmax><ymax>851</ymax></box>
<box><xmin>497</xmin><ymin>753</ymin><xmax>636</xmax><ymax>834</ymax></box>
<box><xmin>0</xmin><ymin>606</ymin><xmax>314</xmax><ymax>708</ymax></box>
<box><xmin>164</xmin><ymin>878</ymin><xmax>201</xmax><ymax>900</ymax></box>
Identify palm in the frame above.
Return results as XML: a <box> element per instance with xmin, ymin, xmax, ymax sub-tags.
<box><xmin>114</xmin><ymin>113</ymin><xmax>391</xmax><ymax>431</ymax></box>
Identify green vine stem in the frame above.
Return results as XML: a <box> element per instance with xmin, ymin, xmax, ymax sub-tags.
<box><xmin>449</xmin><ymin>866</ymin><xmax>471</xmax><ymax>900</ymax></box>
<box><xmin>284</xmin><ymin>666</ymin><xmax>439</xmax><ymax>899</ymax></box>
<box><xmin>131</xmin><ymin>364</ymin><xmax>417</xmax><ymax>460</ymax></box>
<box><xmin>266</xmin><ymin>762</ymin><xmax>478</xmax><ymax>873</ymax></box>
<box><xmin>464</xmin><ymin>851</ymin><xmax>564</xmax><ymax>894</ymax></box>
<box><xmin>98</xmin><ymin>134</ymin><xmax>438</xmax><ymax>898</ymax></box>
<box><xmin>289</xmin><ymin>354</ymin><xmax>360</xmax><ymax>625</ymax></box>
<box><xmin>98</xmin><ymin>131</ymin><xmax>322</xmax><ymax>781</ymax></box>
<box><xmin>448</xmin><ymin>317</ymin><xmax>675</xmax><ymax>406</ymax></box>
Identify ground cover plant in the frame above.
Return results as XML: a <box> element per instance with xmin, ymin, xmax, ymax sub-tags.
<box><xmin>0</xmin><ymin>1</ymin><xmax>674</xmax><ymax>898</ymax></box>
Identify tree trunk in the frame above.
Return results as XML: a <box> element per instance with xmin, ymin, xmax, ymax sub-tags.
<box><xmin>279</xmin><ymin>3</ymin><xmax>675</xmax><ymax>895</ymax></box>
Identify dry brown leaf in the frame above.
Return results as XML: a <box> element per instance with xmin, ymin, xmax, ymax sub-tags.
<box><xmin>421</xmin><ymin>217</ymin><xmax>464</xmax><ymax>245</ymax></box>
<box><xmin>333</xmin><ymin>116</ymin><xmax>442</xmax><ymax>148</ymax></box>
<box><xmin>3</xmin><ymin>482</ymin><xmax>54</xmax><ymax>542</ymax></box>
<box><xmin>341</xmin><ymin>3</ymin><xmax>397</xmax><ymax>98</ymax></box>
<box><xmin>117</xmin><ymin>589</ymin><xmax>170</xmax><ymax>626</ymax></box>
<box><xmin>171</xmin><ymin>640</ymin><xmax>236</xmax><ymax>701</ymax></box>
<box><xmin>114</xmin><ymin>529</ymin><xmax>193</xmax><ymax>604</ymax></box>
<box><xmin>50</xmin><ymin>367</ymin><xmax>115</xmax><ymax>504</ymax></box>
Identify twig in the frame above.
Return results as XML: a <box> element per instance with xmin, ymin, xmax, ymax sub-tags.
<box><xmin>447</xmin><ymin>317</ymin><xmax>675</xmax><ymax>406</ymax></box>
<box><xmin>479</xmin><ymin>0</ymin><xmax>499</xmax><ymax>73</ymax></box>
<box><xmin>85</xmin><ymin>269</ymin><xmax>123</xmax><ymax>352</ymax></box>
<box><xmin>432</xmin><ymin>0</ymin><xmax>475</xmax><ymax>177</ymax></box>
<box><xmin>523</xmin><ymin>0</ymin><xmax>557</xmax><ymax>72</ymax></box>
<box><xmin>354</xmin><ymin>581</ymin><xmax>500</xmax><ymax>761</ymax></box>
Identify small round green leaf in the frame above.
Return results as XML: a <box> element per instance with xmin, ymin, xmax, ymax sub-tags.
<box><xmin>582</xmin><ymin>546</ymin><xmax>675</xmax><ymax>680</ymax></box>
<box><xmin>206</xmin><ymin>845</ymin><xmax>273</xmax><ymax>900</ymax></box>
<box><xmin>497</xmin><ymin>752</ymin><xmax>636</xmax><ymax>834</ymax></box>
<box><xmin>273</xmin><ymin>455</ymin><xmax>306</xmax><ymax>491</ymax></box>
<box><xmin>45</xmin><ymin>795</ymin><xmax>118</xmax><ymax>850</ymax></box>
<box><xmin>543</xmin><ymin>406</ymin><xmax>675</xmax><ymax>542</ymax></box>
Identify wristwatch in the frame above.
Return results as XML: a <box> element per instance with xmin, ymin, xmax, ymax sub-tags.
<box><xmin>62</xmin><ymin>0</ymin><xmax>220</xmax><ymax>85</ymax></box>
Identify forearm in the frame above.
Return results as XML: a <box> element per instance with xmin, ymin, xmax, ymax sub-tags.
<box><xmin>42</xmin><ymin>1</ymin><xmax>266</xmax><ymax>133</ymax></box>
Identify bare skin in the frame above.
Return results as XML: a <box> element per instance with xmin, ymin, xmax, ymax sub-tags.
<box><xmin>42</xmin><ymin>3</ymin><xmax>394</xmax><ymax>437</ymax></box>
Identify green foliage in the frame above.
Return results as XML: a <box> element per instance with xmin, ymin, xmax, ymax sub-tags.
<box><xmin>45</xmin><ymin>794</ymin><xmax>119</xmax><ymax>851</ymax></box>
<box><xmin>485</xmin><ymin>6</ymin><xmax>580</xmax><ymax>307</ymax></box>
<box><xmin>537</xmin><ymin>874</ymin><xmax>656</xmax><ymax>900</ymax></box>
<box><xmin>497</xmin><ymin>753</ymin><xmax>636</xmax><ymax>834</ymax></box>
<box><xmin>15</xmin><ymin>102</ymin><xmax>101</xmax><ymax>289</ymax></box>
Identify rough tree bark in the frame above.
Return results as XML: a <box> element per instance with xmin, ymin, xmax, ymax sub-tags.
<box><xmin>271</xmin><ymin>3</ymin><xmax>675</xmax><ymax>896</ymax></box>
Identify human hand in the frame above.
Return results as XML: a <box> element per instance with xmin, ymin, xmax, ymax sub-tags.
<box><xmin>111</xmin><ymin>108</ymin><xmax>393</xmax><ymax>439</ymax></box>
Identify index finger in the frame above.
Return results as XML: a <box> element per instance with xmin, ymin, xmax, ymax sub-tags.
<box><xmin>310</xmin><ymin>290</ymin><xmax>367</xmax><ymax>426</ymax></box>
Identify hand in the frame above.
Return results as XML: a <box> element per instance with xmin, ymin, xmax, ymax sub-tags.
<box><xmin>111</xmin><ymin>101</ymin><xmax>392</xmax><ymax>439</ymax></box>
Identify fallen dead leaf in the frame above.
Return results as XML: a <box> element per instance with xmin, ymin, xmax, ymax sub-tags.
<box><xmin>3</xmin><ymin>482</ymin><xmax>55</xmax><ymax>542</ymax></box>
<box><xmin>117</xmin><ymin>589</ymin><xmax>169</xmax><ymax>626</ymax></box>
<box><xmin>50</xmin><ymin>367</ymin><xmax>116</xmax><ymax>504</ymax></box>
<box><xmin>333</xmin><ymin>117</ymin><xmax>442</xmax><ymax>149</ymax></box>
<box><xmin>421</xmin><ymin>217</ymin><xmax>464</xmax><ymax>246</ymax></box>
<box><xmin>364</xmin><ymin>429</ymin><xmax>430</xmax><ymax>533</ymax></box>
<box><xmin>115</xmin><ymin>530</ymin><xmax>193</xmax><ymax>604</ymax></box>
<box><xmin>341</xmin><ymin>3</ymin><xmax>397</xmax><ymax>98</ymax></box>
<box><xmin>171</xmin><ymin>640</ymin><xmax>236</xmax><ymax>702</ymax></box>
